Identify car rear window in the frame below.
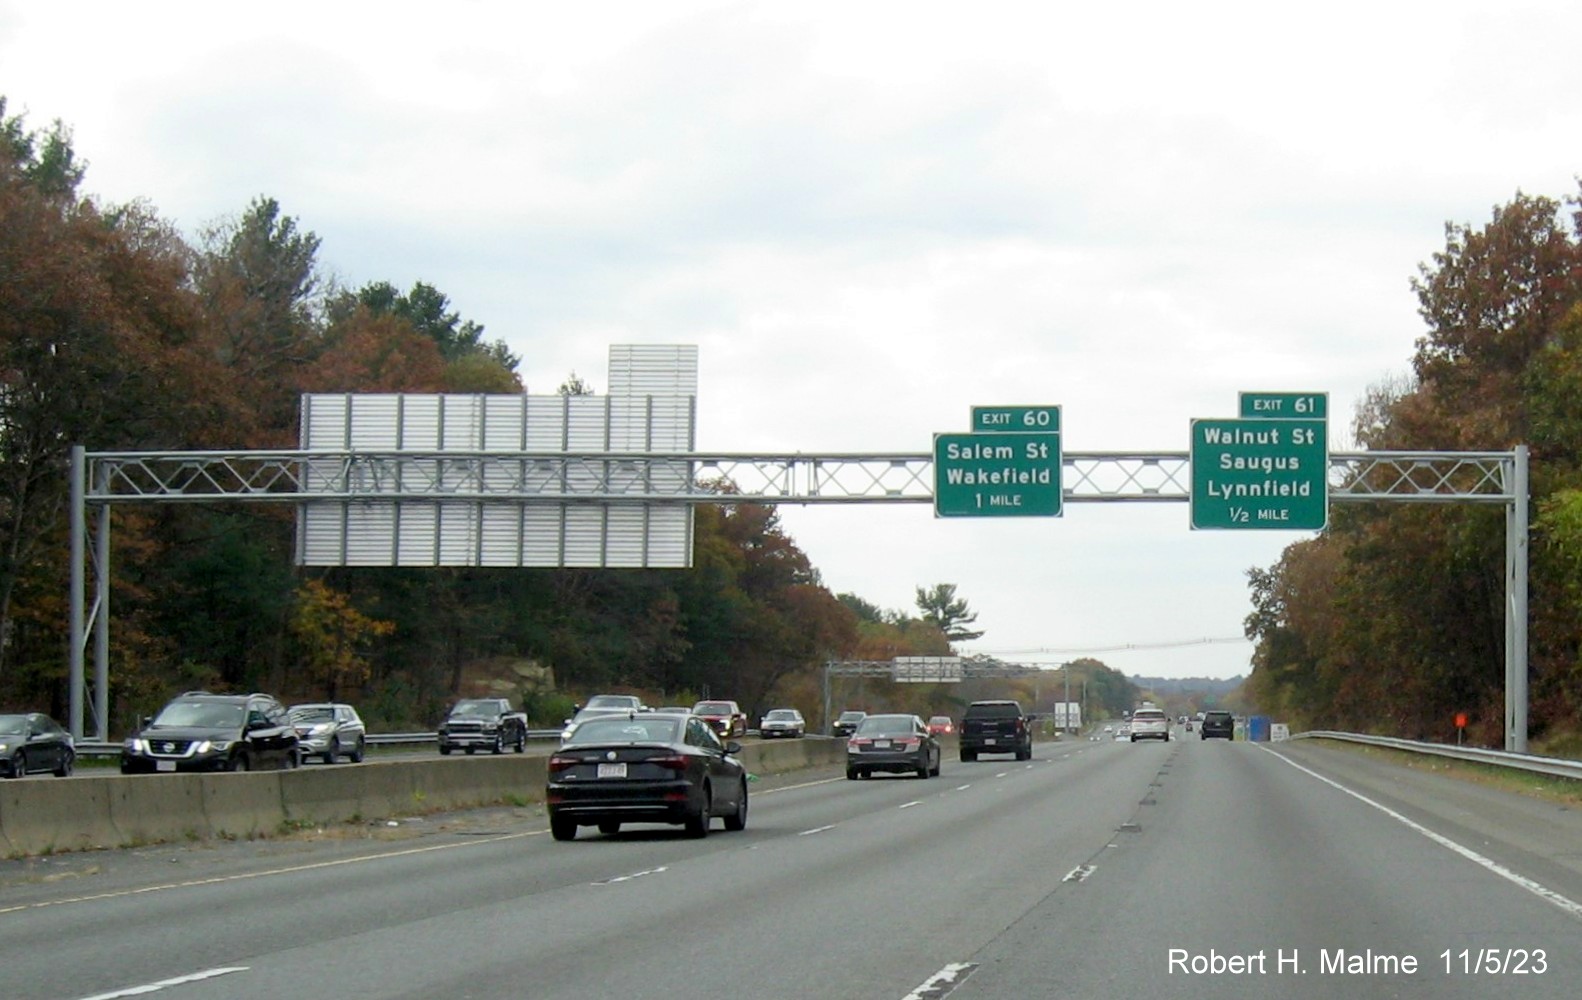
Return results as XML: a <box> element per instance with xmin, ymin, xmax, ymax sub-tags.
<box><xmin>565</xmin><ymin>717</ymin><xmax>680</xmax><ymax>744</ymax></box>
<box><xmin>856</xmin><ymin>715</ymin><xmax>916</xmax><ymax>735</ymax></box>
<box><xmin>1133</xmin><ymin>710</ymin><xmax>1166</xmax><ymax>721</ymax></box>
<box><xmin>965</xmin><ymin>703</ymin><xmax>1022</xmax><ymax>719</ymax></box>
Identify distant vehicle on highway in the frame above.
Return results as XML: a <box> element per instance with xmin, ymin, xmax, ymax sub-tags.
<box><xmin>759</xmin><ymin>708</ymin><xmax>806</xmax><ymax>738</ymax></box>
<box><xmin>846</xmin><ymin>714</ymin><xmax>941</xmax><ymax>780</ymax></box>
<box><xmin>1200</xmin><ymin>710</ymin><xmax>1234</xmax><ymax>740</ymax></box>
<box><xmin>0</xmin><ymin>713</ymin><xmax>75</xmax><ymax>778</ymax></box>
<box><xmin>546</xmin><ymin>712</ymin><xmax>747</xmax><ymax>840</ymax></box>
<box><xmin>926</xmin><ymin>715</ymin><xmax>955</xmax><ymax>736</ymax></box>
<box><xmin>1130</xmin><ymin>705</ymin><xmax>1170</xmax><ymax>742</ymax></box>
<box><xmin>831</xmin><ymin>710</ymin><xmax>867</xmax><ymax>738</ymax></box>
<box><xmin>122</xmin><ymin>692</ymin><xmax>299</xmax><ymax>773</ymax></box>
<box><xmin>692</xmin><ymin>700</ymin><xmax>748</xmax><ymax>740</ymax></box>
<box><xmin>959</xmin><ymin>700</ymin><xmax>1032</xmax><ymax>761</ymax></box>
<box><xmin>438</xmin><ymin>698</ymin><xmax>527</xmax><ymax>755</ymax></box>
<box><xmin>288</xmin><ymin>703</ymin><xmax>367</xmax><ymax>764</ymax></box>
<box><xmin>582</xmin><ymin>694</ymin><xmax>648</xmax><ymax>713</ymax></box>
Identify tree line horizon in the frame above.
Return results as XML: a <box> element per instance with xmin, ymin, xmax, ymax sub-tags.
<box><xmin>7</xmin><ymin>97</ymin><xmax>1580</xmax><ymax>750</ymax></box>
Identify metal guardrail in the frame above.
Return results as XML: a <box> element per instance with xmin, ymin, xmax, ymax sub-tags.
<box><xmin>1296</xmin><ymin>731</ymin><xmax>1582</xmax><ymax>782</ymax></box>
<box><xmin>73</xmin><ymin>729</ymin><xmax>566</xmax><ymax>757</ymax></box>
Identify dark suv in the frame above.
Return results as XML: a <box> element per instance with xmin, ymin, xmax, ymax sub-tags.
<box><xmin>1200</xmin><ymin>710</ymin><xmax>1234</xmax><ymax>740</ymax></box>
<box><xmin>122</xmin><ymin>692</ymin><xmax>301</xmax><ymax>773</ymax></box>
<box><xmin>959</xmin><ymin>700</ymin><xmax>1032</xmax><ymax>761</ymax></box>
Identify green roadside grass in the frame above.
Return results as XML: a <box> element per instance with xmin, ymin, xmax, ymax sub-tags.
<box><xmin>1312</xmin><ymin>738</ymin><xmax>1582</xmax><ymax>807</ymax></box>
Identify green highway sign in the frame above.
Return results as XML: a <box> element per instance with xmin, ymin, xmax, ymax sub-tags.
<box><xmin>971</xmin><ymin>405</ymin><xmax>1062</xmax><ymax>433</ymax></box>
<box><xmin>1190</xmin><ymin>418</ymin><xmax>1327</xmax><ymax>530</ymax></box>
<box><xmin>933</xmin><ymin>432</ymin><xmax>1062</xmax><ymax>517</ymax></box>
<box><xmin>1239</xmin><ymin>392</ymin><xmax>1327</xmax><ymax>420</ymax></box>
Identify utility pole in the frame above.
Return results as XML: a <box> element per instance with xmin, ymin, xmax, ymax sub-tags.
<box><xmin>1063</xmin><ymin>661</ymin><xmax>1071</xmax><ymax>733</ymax></box>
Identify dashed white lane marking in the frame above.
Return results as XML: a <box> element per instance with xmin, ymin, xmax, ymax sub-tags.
<box><xmin>899</xmin><ymin>800</ymin><xmax>922</xmax><ymax>810</ymax></box>
<box><xmin>1265</xmin><ymin>748</ymin><xmax>1582</xmax><ymax>919</ymax></box>
<box><xmin>79</xmin><ymin>966</ymin><xmax>248</xmax><ymax>1000</ymax></box>
<box><xmin>955</xmin><ymin>784</ymin><xmax>972</xmax><ymax>791</ymax></box>
<box><xmin>901</xmin><ymin>961</ymin><xmax>979</xmax><ymax>999</ymax></box>
<box><xmin>799</xmin><ymin>824</ymin><xmax>836</xmax><ymax>836</ymax></box>
<box><xmin>594</xmin><ymin>866</ymin><xmax>667</xmax><ymax>886</ymax></box>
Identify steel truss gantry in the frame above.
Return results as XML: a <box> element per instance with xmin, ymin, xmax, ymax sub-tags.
<box><xmin>70</xmin><ymin>446</ymin><xmax>1530</xmax><ymax>749</ymax></box>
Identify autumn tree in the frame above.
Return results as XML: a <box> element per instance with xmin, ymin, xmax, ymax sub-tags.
<box><xmin>305</xmin><ymin>308</ymin><xmax>448</xmax><ymax>393</ymax></box>
<box><xmin>1248</xmin><ymin>185</ymin><xmax>1582</xmax><ymax>742</ymax></box>
<box><xmin>0</xmin><ymin>100</ymin><xmax>204</xmax><ymax>698</ymax></box>
<box><xmin>192</xmin><ymin>196</ymin><xmax>326</xmax><ymax>445</ymax></box>
<box><xmin>914</xmin><ymin>582</ymin><xmax>984</xmax><ymax>642</ymax></box>
<box><xmin>326</xmin><ymin>280</ymin><xmax>521</xmax><ymax>392</ymax></box>
<box><xmin>289</xmin><ymin>579</ymin><xmax>395</xmax><ymax>700</ymax></box>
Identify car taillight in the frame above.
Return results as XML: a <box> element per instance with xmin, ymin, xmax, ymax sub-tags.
<box><xmin>899</xmin><ymin>738</ymin><xmax>920</xmax><ymax>749</ymax></box>
<box><xmin>547</xmin><ymin>755</ymin><xmax>576</xmax><ymax>773</ymax></box>
<box><xmin>650</xmin><ymin>755</ymin><xmax>689</xmax><ymax>770</ymax></box>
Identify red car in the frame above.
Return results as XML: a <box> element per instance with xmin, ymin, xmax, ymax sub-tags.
<box><xmin>926</xmin><ymin>715</ymin><xmax>955</xmax><ymax>736</ymax></box>
<box><xmin>691</xmin><ymin>700</ymin><xmax>748</xmax><ymax>739</ymax></box>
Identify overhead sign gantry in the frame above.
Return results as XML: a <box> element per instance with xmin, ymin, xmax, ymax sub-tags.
<box><xmin>68</xmin><ymin>348</ymin><xmax>1531</xmax><ymax>751</ymax></box>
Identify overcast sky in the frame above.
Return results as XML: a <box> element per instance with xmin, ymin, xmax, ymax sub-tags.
<box><xmin>4</xmin><ymin>1</ymin><xmax>1578</xmax><ymax>680</ymax></box>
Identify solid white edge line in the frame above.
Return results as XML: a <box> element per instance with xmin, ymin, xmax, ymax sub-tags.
<box><xmin>79</xmin><ymin>966</ymin><xmax>249</xmax><ymax>1000</ymax></box>
<box><xmin>1262</xmin><ymin>746</ymin><xmax>1582</xmax><ymax>919</ymax></box>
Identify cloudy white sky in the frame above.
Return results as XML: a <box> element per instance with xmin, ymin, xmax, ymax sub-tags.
<box><xmin>4</xmin><ymin>1</ymin><xmax>1578</xmax><ymax>680</ymax></box>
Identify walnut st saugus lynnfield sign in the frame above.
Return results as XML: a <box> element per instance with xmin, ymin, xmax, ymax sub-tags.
<box><xmin>934</xmin><ymin>404</ymin><xmax>1063</xmax><ymax>517</ymax></box>
<box><xmin>1189</xmin><ymin>392</ymin><xmax>1329</xmax><ymax>530</ymax></box>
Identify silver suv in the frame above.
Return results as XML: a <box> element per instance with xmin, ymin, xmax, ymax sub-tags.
<box><xmin>1129</xmin><ymin>705</ymin><xmax>1170</xmax><ymax>742</ymax></box>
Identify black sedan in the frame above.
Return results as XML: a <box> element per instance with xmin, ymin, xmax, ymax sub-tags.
<box><xmin>831</xmin><ymin>710</ymin><xmax>867</xmax><ymax>738</ymax></box>
<box><xmin>546</xmin><ymin>713</ymin><xmax>748</xmax><ymax>841</ymax></box>
<box><xmin>845</xmin><ymin>713</ymin><xmax>941</xmax><ymax>780</ymax></box>
<box><xmin>0</xmin><ymin>713</ymin><xmax>75</xmax><ymax>778</ymax></box>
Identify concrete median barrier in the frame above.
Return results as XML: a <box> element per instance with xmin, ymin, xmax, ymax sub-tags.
<box><xmin>743</xmin><ymin>738</ymin><xmax>807</xmax><ymax>774</ymax></box>
<box><xmin>199</xmin><ymin>771</ymin><xmax>287</xmax><ymax>840</ymax></box>
<box><xmin>109</xmin><ymin>772</ymin><xmax>207</xmax><ymax>847</ymax></box>
<box><xmin>743</xmin><ymin>736</ymin><xmax>843</xmax><ymax>776</ymax></box>
<box><xmin>0</xmin><ymin>777</ymin><xmax>119</xmax><ymax>856</ymax></box>
<box><xmin>354</xmin><ymin>759</ymin><xmax>425</xmax><ymax>819</ymax></box>
<box><xmin>282</xmin><ymin>766</ymin><xmax>364</xmax><ymax>827</ymax></box>
<box><xmin>0</xmin><ymin>742</ymin><xmax>822</xmax><ymax>858</ymax></box>
<box><xmin>413</xmin><ymin>756</ymin><xmax>545</xmax><ymax>811</ymax></box>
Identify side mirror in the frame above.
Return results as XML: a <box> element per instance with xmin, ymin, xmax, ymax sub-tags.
<box><xmin>724</xmin><ymin>741</ymin><xmax>743</xmax><ymax>755</ymax></box>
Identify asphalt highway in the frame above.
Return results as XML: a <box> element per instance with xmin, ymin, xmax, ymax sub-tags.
<box><xmin>2</xmin><ymin>736</ymin><xmax>1579</xmax><ymax>1000</ymax></box>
